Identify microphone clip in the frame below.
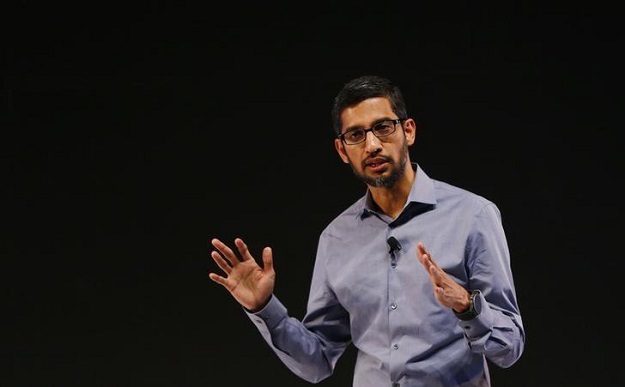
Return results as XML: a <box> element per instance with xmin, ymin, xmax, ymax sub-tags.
<box><xmin>387</xmin><ymin>236</ymin><xmax>402</xmax><ymax>254</ymax></box>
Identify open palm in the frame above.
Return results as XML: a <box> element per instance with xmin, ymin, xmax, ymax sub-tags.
<box><xmin>209</xmin><ymin>237</ymin><xmax>275</xmax><ymax>312</ymax></box>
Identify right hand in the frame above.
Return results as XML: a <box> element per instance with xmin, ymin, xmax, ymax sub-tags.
<box><xmin>208</xmin><ymin>237</ymin><xmax>275</xmax><ymax>312</ymax></box>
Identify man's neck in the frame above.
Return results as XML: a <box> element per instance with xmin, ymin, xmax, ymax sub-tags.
<box><xmin>369</xmin><ymin>167</ymin><xmax>416</xmax><ymax>219</ymax></box>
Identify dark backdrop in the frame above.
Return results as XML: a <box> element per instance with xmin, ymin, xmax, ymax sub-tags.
<box><xmin>4</xmin><ymin>3</ymin><xmax>622</xmax><ymax>386</ymax></box>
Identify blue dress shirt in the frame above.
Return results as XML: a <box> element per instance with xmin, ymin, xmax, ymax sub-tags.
<box><xmin>246</xmin><ymin>164</ymin><xmax>525</xmax><ymax>387</ymax></box>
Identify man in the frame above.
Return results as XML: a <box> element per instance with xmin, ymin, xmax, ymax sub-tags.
<box><xmin>208</xmin><ymin>75</ymin><xmax>525</xmax><ymax>386</ymax></box>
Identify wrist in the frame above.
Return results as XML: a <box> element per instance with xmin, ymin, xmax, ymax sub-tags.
<box><xmin>452</xmin><ymin>292</ymin><xmax>472</xmax><ymax>314</ymax></box>
<box><xmin>246</xmin><ymin>295</ymin><xmax>272</xmax><ymax>313</ymax></box>
<box><xmin>453</xmin><ymin>290</ymin><xmax>482</xmax><ymax>321</ymax></box>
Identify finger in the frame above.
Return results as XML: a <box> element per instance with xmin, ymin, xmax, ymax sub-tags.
<box><xmin>416</xmin><ymin>242</ymin><xmax>428</xmax><ymax>264</ymax></box>
<box><xmin>234</xmin><ymin>238</ymin><xmax>253</xmax><ymax>261</ymax></box>
<box><xmin>420</xmin><ymin>245</ymin><xmax>440</xmax><ymax>271</ymax></box>
<box><xmin>417</xmin><ymin>241</ymin><xmax>427</xmax><ymax>254</ymax></box>
<box><xmin>211</xmin><ymin>250</ymin><xmax>233</xmax><ymax>275</ymax></box>
<box><xmin>208</xmin><ymin>272</ymin><xmax>227</xmax><ymax>286</ymax></box>
<box><xmin>262</xmin><ymin>247</ymin><xmax>273</xmax><ymax>272</ymax></box>
<box><xmin>211</xmin><ymin>238</ymin><xmax>242</xmax><ymax>266</ymax></box>
<box><xmin>417</xmin><ymin>242</ymin><xmax>437</xmax><ymax>271</ymax></box>
<box><xmin>429</xmin><ymin>263</ymin><xmax>443</xmax><ymax>283</ymax></box>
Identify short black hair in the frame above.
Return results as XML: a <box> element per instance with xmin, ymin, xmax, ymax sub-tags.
<box><xmin>331</xmin><ymin>75</ymin><xmax>408</xmax><ymax>135</ymax></box>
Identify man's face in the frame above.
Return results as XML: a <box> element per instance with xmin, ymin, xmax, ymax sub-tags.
<box><xmin>334</xmin><ymin>97</ymin><xmax>416</xmax><ymax>188</ymax></box>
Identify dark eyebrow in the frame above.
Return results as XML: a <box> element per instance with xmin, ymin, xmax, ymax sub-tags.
<box><xmin>342</xmin><ymin>117</ymin><xmax>396</xmax><ymax>133</ymax></box>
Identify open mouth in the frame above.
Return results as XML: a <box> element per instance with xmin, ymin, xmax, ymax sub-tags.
<box><xmin>365</xmin><ymin>158</ymin><xmax>389</xmax><ymax>172</ymax></box>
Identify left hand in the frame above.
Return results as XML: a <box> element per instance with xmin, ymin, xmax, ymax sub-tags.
<box><xmin>416</xmin><ymin>242</ymin><xmax>471</xmax><ymax>313</ymax></box>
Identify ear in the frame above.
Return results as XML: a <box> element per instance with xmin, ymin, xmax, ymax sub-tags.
<box><xmin>334</xmin><ymin>138</ymin><xmax>350</xmax><ymax>163</ymax></box>
<box><xmin>403</xmin><ymin>118</ymin><xmax>417</xmax><ymax>146</ymax></box>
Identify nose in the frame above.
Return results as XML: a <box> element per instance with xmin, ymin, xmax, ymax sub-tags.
<box><xmin>364</xmin><ymin>130</ymin><xmax>382</xmax><ymax>153</ymax></box>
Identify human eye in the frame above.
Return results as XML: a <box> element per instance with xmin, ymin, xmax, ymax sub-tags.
<box><xmin>373</xmin><ymin>120</ymin><xmax>395</xmax><ymax>135</ymax></box>
<box><xmin>345</xmin><ymin>129</ymin><xmax>365</xmax><ymax>143</ymax></box>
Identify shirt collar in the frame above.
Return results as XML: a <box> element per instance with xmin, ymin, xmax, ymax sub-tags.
<box><xmin>361</xmin><ymin>163</ymin><xmax>437</xmax><ymax>219</ymax></box>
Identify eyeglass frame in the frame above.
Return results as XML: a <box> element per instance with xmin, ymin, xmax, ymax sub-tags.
<box><xmin>337</xmin><ymin>118</ymin><xmax>407</xmax><ymax>145</ymax></box>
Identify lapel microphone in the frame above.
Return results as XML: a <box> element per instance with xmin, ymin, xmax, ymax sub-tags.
<box><xmin>387</xmin><ymin>236</ymin><xmax>402</xmax><ymax>254</ymax></box>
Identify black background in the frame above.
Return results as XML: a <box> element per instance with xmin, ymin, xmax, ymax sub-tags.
<box><xmin>3</xmin><ymin>2</ymin><xmax>623</xmax><ymax>386</ymax></box>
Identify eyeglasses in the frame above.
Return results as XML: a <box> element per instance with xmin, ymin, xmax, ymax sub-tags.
<box><xmin>338</xmin><ymin>118</ymin><xmax>405</xmax><ymax>145</ymax></box>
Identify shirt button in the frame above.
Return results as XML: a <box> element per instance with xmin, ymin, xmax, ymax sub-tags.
<box><xmin>393</xmin><ymin>343</ymin><xmax>399</xmax><ymax>350</ymax></box>
<box><xmin>390</xmin><ymin>302</ymin><xmax>397</xmax><ymax>310</ymax></box>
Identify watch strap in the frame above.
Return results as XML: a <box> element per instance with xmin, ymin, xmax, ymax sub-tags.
<box><xmin>453</xmin><ymin>290</ymin><xmax>481</xmax><ymax>321</ymax></box>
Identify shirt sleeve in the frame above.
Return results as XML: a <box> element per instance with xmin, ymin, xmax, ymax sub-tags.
<box><xmin>458</xmin><ymin>202</ymin><xmax>526</xmax><ymax>368</ymax></box>
<box><xmin>245</xmin><ymin>275</ymin><xmax>351</xmax><ymax>383</ymax></box>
